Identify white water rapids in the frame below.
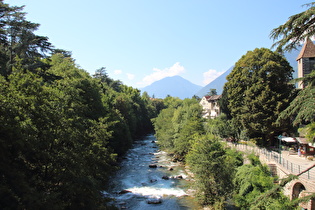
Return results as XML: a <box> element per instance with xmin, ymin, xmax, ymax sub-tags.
<box><xmin>105</xmin><ymin>135</ymin><xmax>199</xmax><ymax>209</ymax></box>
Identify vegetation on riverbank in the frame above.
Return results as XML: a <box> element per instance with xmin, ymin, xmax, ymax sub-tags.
<box><xmin>152</xmin><ymin>97</ymin><xmax>304</xmax><ymax>209</ymax></box>
<box><xmin>0</xmin><ymin>2</ymin><xmax>161</xmax><ymax>209</ymax></box>
<box><xmin>2</xmin><ymin>0</ymin><xmax>315</xmax><ymax>209</ymax></box>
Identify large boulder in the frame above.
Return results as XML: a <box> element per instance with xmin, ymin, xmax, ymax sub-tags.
<box><xmin>149</xmin><ymin>164</ymin><xmax>157</xmax><ymax>168</ymax></box>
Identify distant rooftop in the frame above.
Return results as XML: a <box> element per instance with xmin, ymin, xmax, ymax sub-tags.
<box><xmin>204</xmin><ymin>95</ymin><xmax>221</xmax><ymax>101</ymax></box>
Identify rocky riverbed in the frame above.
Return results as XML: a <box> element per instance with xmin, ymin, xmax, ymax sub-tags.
<box><xmin>104</xmin><ymin>134</ymin><xmax>199</xmax><ymax>209</ymax></box>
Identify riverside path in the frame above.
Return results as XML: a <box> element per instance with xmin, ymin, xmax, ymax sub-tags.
<box><xmin>225</xmin><ymin>141</ymin><xmax>315</xmax><ymax>210</ymax></box>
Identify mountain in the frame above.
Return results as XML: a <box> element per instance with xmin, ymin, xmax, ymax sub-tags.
<box><xmin>195</xmin><ymin>66</ymin><xmax>234</xmax><ymax>97</ymax></box>
<box><xmin>141</xmin><ymin>76</ymin><xmax>202</xmax><ymax>99</ymax></box>
<box><xmin>195</xmin><ymin>47</ymin><xmax>302</xmax><ymax>98</ymax></box>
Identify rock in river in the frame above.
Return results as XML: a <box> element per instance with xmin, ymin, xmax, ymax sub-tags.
<box><xmin>162</xmin><ymin>175</ymin><xmax>169</xmax><ymax>180</ymax></box>
<box><xmin>175</xmin><ymin>175</ymin><xmax>183</xmax><ymax>179</ymax></box>
<box><xmin>147</xmin><ymin>198</ymin><xmax>162</xmax><ymax>204</ymax></box>
<box><xmin>118</xmin><ymin>189</ymin><xmax>132</xmax><ymax>194</ymax></box>
<box><xmin>149</xmin><ymin>164</ymin><xmax>157</xmax><ymax>168</ymax></box>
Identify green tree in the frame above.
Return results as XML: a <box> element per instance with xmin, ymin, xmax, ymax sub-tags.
<box><xmin>270</xmin><ymin>2</ymin><xmax>315</xmax><ymax>53</ymax></box>
<box><xmin>206</xmin><ymin>89</ymin><xmax>217</xmax><ymax>96</ymax></box>
<box><xmin>0</xmin><ymin>53</ymin><xmax>123</xmax><ymax>209</ymax></box>
<box><xmin>153</xmin><ymin>97</ymin><xmax>204</xmax><ymax>159</ymax></box>
<box><xmin>205</xmin><ymin>114</ymin><xmax>238</xmax><ymax>139</ymax></box>
<box><xmin>270</xmin><ymin>2</ymin><xmax>315</xmax><ymax>142</ymax></box>
<box><xmin>186</xmin><ymin>134</ymin><xmax>243</xmax><ymax>207</ymax></box>
<box><xmin>277</xmin><ymin>71</ymin><xmax>315</xmax><ymax>142</ymax></box>
<box><xmin>153</xmin><ymin>96</ymin><xmax>182</xmax><ymax>152</ymax></box>
<box><xmin>153</xmin><ymin>106</ymin><xmax>177</xmax><ymax>150</ymax></box>
<box><xmin>172</xmin><ymin>99</ymin><xmax>204</xmax><ymax>158</ymax></box>
<box><xmin>233</xmin><ymin>154</ymin><xmax>293</xmax><ymax>210</ymax></box>
<box><xmin>222</xmin><ymin>48</ymin><xmax>295</xmax><ymax>145</ymax></box>
<box><xmin>0</xmin><ymin>2</ymin><xmax>52</xmax><ymax>76</ymax></box>
<box><xmin>0</xmin><ymin>2</ymin><xmax>158</xmax><ymax>209</ymax></box>
<box><xmin>12</xmin><ymin>55</ymin><xmax>116</xmax><ymax>209</ymax></box>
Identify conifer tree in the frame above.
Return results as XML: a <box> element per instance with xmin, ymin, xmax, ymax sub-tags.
<box><xmin>271</xmin><ymin>2</ymin><xmax>315</xmax><ymax>142</ymax></box>
<box><xmin>270</xmin><ymin>2</ymin><xmax>315</xmax><ymax>53</ymax></box>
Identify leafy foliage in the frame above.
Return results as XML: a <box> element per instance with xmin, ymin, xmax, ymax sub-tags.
<box><xmin>153</xmin><ymin>93</ymin><xmax>300</xmax><ymax>209</ymax></box>
<box><xmin>153</xmin><ymin>97</ymin><xmax>204</xmax><ymax>159</ymax></box>
<box><xmin>276</xmin><ymin>58</ymin><xmax>315</xmax><ymax>142</ymax></box>
<box><xmin>222</xmin><ymin>48</ymin><xmax>295</xmax><ymax>145</ymax></box>
<box><xmin>277</xmin><ymin>84</ymin><xmax>315</xmax><ymax>123</ymax></box>
<box><xmin>186</xmin><ymin>135</ymin><xmax>243</xmax><ymax>206</ymax></box>
<box><xmin>233</xmin><ymin>154</ymin><xmax>295</xmax><ymax>210</ymax></box>
<box><xmin>153</xmin><ymin>99</ymin><xmax>243</xmax><ymax>207</ymax></box>
<box><xmin>0</xmin><ymin>3</ymin><xmax>158</xmax><ymax>209</ymax></box>
<box><xmin>205</xmin><ymin>113</ymin><xmax>239</xmax><ymax>139</ymax></box>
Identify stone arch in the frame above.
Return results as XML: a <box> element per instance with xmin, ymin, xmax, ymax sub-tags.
<box><xmin>292</xmin><ymin>182</ymin><xmax>306</xmax><ymax>200</ymax></box>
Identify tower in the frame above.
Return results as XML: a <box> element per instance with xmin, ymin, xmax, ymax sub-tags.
<box><xmin>296</xmin><ymin>38</ymin><xmax>315</xmax><ymax>88</ymax></box>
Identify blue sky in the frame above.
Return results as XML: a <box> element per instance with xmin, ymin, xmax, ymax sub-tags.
<box><xmin>6</xmin><ymin>0</ymin><xmax>311</xmax><ymax>88</ymax></box>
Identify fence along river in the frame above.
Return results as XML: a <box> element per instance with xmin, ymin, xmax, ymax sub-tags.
<box><xmin>105</xmin><ymin>134</ymin><xmax>199</xmax><ymax>209</ymax></box>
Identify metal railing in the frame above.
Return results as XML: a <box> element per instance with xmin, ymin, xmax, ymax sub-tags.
<box><xmin>226</xmin><ymin>142</ymin><xmax>315</xmax><ymax>180</ymax></box>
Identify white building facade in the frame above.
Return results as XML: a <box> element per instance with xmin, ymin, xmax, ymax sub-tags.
<box><xmin>200</xmin><ymin>95</ymin><xmax>222</xmax><ymax>119</ymax></box>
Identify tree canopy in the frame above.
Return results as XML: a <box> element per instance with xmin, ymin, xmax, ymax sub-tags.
<box><xmin>222</xmin><ymin>48</ymin><xmax>295</xmax><ymax>145</ymax></box>
<box><xmin>153</xmin><ymin>97</ymin><xmax>204</xmax><ymax>158</ymax></box>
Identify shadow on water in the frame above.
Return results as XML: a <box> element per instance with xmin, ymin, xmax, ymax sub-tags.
<box><xmin>105</xmin><ymin>134</ymin><xmax>200</xmax><ymax>210</ymax></box>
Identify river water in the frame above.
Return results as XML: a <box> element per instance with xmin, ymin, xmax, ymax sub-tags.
<box><xmin>105</xmin><ymin>134</ymin><xmax>200</xmax><ymax>210</ymax></box>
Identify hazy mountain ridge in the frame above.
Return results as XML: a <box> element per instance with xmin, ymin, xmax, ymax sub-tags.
<box><xmin>140</xmin><ymin>76</ymin><xmax>202</xmax><ymax>99</ymax></box>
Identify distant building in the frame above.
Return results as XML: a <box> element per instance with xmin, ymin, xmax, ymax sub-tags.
<box><xmin>296</xmin><ymin>37</ymin><xmax>315</xmax><ymax>88</ymax></box>
<box><xmin>199</xmin><ymin>95</ymin><xmax>222</xmax><ymax>119</ymax></box>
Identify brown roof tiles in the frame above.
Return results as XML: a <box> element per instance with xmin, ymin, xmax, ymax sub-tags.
<box><xmin>296</xmin><ymin>38</ymin><xmax>315</xmax><ymax>60</ymax></box>
<box><xmin>205</xmin><ymin>95</ymin><xmax>221</xmax><ymax>101</ymax></box>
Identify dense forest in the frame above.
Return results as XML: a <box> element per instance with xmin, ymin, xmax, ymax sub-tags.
<box><xmin>0</xmin><ymin>1</ymin><xmax>165</xmax><ymax>209</ymax></box>
<box><xmin>2</xmin><ymin>1</ymin><xmax>315</xmax><ymax>209</ymax></box>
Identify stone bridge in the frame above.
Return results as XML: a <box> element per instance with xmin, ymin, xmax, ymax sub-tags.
<box><xmin>226</xmin><ymin>142</ymin><xmax>315</xmax><ymax>209</ymax></box>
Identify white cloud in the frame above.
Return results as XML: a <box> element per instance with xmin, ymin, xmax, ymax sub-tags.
<box><xmin>140</xmin><ymin>62</ymin><xmax>185</xmax><ymax>86</ymax></box>
<box><xmin>127</xmin><ymin>73</ymin><xmax>135</xmax><ymax>80</ymax></box>
<box><xmin>114</xmin><ymin>69</ymin><xmax>122</xmax><ymax>75</ymax></box>
<box><xmin>203</xmin><ymin>69</ymin><xmax>224</xmax><ymax>85</ymax></box>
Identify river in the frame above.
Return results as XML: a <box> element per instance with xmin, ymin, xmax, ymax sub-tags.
<box><xmin>105</xmin><ymin>134</ymin><xmax>200</xmax><ymax>209</ymax></box>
